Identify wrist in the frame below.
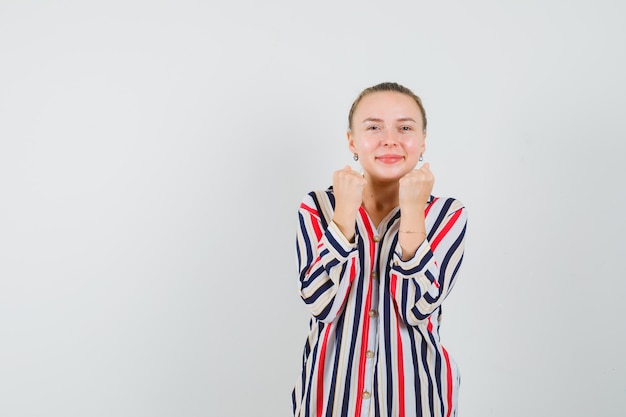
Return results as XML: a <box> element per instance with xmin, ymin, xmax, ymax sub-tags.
<box><xmin>331</xmin><ymin>213</ymin><xmax>357</xmax><ymax>242</ymax></box>
<box><xmin>399</xmin><ymin>200</ymin><xmax>429</xmax><ymax>213</ymax></box>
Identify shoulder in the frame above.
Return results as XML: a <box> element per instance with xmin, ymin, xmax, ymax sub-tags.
<box><xmin>298</xmin><ymin>187</ymin><xmax>336</xmax><ymax>222</ymax></box>
<box><xmin>300</xmin><ymin>187</ymin><xmax>335</xmax><ymax>206</ymax></box>
<box><xmin>428</xmin><ymin>196</ymin><xmax>467</xmax><ymax>217</ymax></box>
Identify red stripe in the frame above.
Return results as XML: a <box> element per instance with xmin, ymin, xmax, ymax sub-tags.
<box><xmin>441</xmin><ymin>346</ymin><xmax>454</xmax><ymax>417</ymax></box>
<box><xmin>300</xmin><ymin>203</ymin><xmax>319</xmax><ymax>218</ymax></box>
<box><xmin>354</xmin><ymin>283</ymin><xmax>373</xmax><ymax>417</ymax></box>
<box><xmin>349</xmin><ymin>257</ymin><xmax>357</xmax><ymax>283</ymax></box>
<box><xmin>390</xmin><ymin>274</ymin><xmax>405</xmax><ymax>417</ymax></box>
<box><xmin>300</xmin><ymin>203</ymin><xmax>323</xmax><ymax>240</ymax></box>
<box><xmin>307</xmin><ymin>256</ymin><xmax>322</xmax><ymax>275</ymax></box>
<box><xmin>359</xmin><ymin>207</ymin><xmax>376</xmax><ymax>262</ymax></box>
<box><xmin>316</xmin><ymin>324</ymin><xmax>333</xmax><ymax>417</ymax></box>
<box><xmin>354</xmin><ymin>208</ymin><xmax>376</xmax><ymax>417</ymax></box>
<box><xmin>389</xmin><ymin>274</ymin><xmax>405</xmax><ymax>417</ymax></box>
<box><xmin>390</xmin><ymin>273</ymin><xmax>399</xmax><ymax>314</ymax></box>
<box><xmin>395</xmin><ymin>320</ymin><xmax>405</xmax><ymax>417</ymax></box>
<box><xmin>311</xmin><ymin>216</ymin><xmax>323</xmax><ymax>241</ymax></box>
<box><xmin>430</xmin><ymin>208</ymin><xmax>462</xmax><ymax>252</ymax></box>
<box><xmin>424</xmin><ymin>197</ymin><xmax>439</xmax><ymax>217</ymax></box>
<box><xmin>336</xmin><ymin>258</ymin><xmax>358</xmax><ymax>313</ymax></box>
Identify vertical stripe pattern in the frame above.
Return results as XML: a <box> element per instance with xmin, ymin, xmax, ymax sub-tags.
<box><xmin>293</xmin><ymin>189</ymin><xmax>467</xmax><ymax>417</ymax></box>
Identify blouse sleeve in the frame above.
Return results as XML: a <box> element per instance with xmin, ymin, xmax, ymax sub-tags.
<box><xmin>389</xmin><ymin>199</ymin><xmax>467</xmax><ymax>326</ymax></box>
<box><xmin>296</xmin><ymin>192</ymin><xmax>360</xmax><ymax>323</ymax></box>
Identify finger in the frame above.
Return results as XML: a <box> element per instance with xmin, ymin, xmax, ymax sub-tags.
<box><xmin>419</xmin><ymin>163</ymin><xmax>432</xmax><ymax>175</ymax></box>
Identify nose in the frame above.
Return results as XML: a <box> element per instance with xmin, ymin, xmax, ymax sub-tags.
<box><xmin>382</xmin><ymin>130</ymin><xmax>398</xmax><ymax>146</ymax></box>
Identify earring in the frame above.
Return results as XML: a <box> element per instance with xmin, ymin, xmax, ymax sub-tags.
<box><xmin>353</xmin><ymin>153</ymin><xmax>359</xmax><ymax>161</ymax></box>
<box><xmin>419</xmin><ymin>154</ymin><xmax>423</xmax><ymax>162</ymax></box>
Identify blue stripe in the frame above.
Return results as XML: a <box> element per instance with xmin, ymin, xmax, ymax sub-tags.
<box><xmin>394</xmin><ymin>250</ymin><xmax>433</xmax><ymax>275</ymax></box>
<box><xmin>382</xmin><ymin>269</ymin><xmax>394</xmax><ymax>417</ymax></box>
<box><xmin>339</xmin><ymin>236</ymin><xmax>366</xmax><ymax>416</ymax></box>
<box><xmin>323</xmin><ymin>316</ymin><xmax>344</xmax><ymax>417</ymax></box>
<box><xmin>373</xmin><ymin>364</ymin><xmax>381</xmax><ymax>417</ymax></box>
<box><xmin>300</xmin><ymin>267</ymin><xmax>323</xmax><ymax>290</ymax></box>
<box><xmin>303</xmin><ymin>323</ymin><xmax>325</xmax><ymax>417</ymax></box>
<box><xmin>298</xmin><ymin>213</ymin><xmax>313</xmax><ymax>272</ymax></box>
<box><xmin>426</xmin><ymin>327</ymin><xmax>445</xmax><ymax>417</ymax></box>
<box><xmin>408</xmin><ymin>328</ymin><xmax>423</xmax><ymax>415</ymax></box>
<box><xmin>325</xmin><ymin>232</ymin><xmax>352</xmax><ymax>258</ymax></box>
<box><xmin>416</xmin><ymin>327</ymin><xmax>436</xmax><ymax>417</ymax></box>
<box><xmin>428</xmin><ymin>198</ymin><xmax>454</xmax><ymax>241</ymax></box>
<box><xmin>439</xmin><ymin>222</ymin><xmax>466</xmax><ymax>288</ymax></box>
<box><xmin>309</xmin><ymin>191</ymin><xmax>329</xmax><ymax>230</ymax></box>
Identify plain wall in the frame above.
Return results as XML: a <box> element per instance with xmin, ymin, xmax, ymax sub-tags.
<box><xmin>1</xmin><ymin>1</ymin><xmax>625</xmax><ymax>416</ymax></box>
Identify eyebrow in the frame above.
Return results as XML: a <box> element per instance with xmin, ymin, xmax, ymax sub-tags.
<box><xmin>361</xmin><ymin>117</ymin><xmax>417</xmax><ymax>124</ymax></box>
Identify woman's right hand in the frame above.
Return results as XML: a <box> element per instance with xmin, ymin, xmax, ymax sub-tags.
<box><xmin>331</xmin><ymin>166</ymin><xmax>366</xmax><ymax>242</ymax></box>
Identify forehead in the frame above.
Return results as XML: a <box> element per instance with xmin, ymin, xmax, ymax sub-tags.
<box><xmin>354</xmin><ymin>91</ymin><xmax>421</xmax><ymax>120</ymax></box>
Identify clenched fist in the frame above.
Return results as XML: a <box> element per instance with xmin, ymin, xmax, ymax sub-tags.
<box><xmin>332</xmin><ymin>166</ymin><xmax>366</xmax><ymax>242</ymax></box>
<box><xmin>399</xmin><ymin>162</ymin><xmax>434</xmax><ymax>210</ymax></box>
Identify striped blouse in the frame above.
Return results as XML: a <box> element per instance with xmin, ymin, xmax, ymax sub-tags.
<box><xmin>292</xmin><ymin>188</ymin><xmax>467</xmax><ymax>417</ymax></box>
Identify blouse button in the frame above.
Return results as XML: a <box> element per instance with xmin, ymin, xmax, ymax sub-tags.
<box><xmin>368</xmin><ymin>309</ymin><xmax>378</xmax><ymax>318</ymax></box>
<box><xmin>362</xmin><ymin>391</ymin><xmax>371</xmax><ymax>399</ymax></box>
<box><xmin>366</xmin><ymin>350</ymin><xmax>375</xmax><ymax>358</ymax></box>
<box><xmin>373</xmin><ymin>235</ymin><xmax>380</xmax><ymax>242</ymax></box>
<box><xmin>371</xmin><ymin>271</ymin><xmax>378</xmax><ymax>280</ymax></box>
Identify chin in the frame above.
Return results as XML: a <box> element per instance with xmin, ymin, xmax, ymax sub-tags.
<box><xmin>371</xmin><ymin>172</ymin><xmax>405</xmax><ymax>183</ymax></box>
<box><xmin>365</xmin><ymin>164</ymin><xmax>411</xmax><ymax>181</ymax></box>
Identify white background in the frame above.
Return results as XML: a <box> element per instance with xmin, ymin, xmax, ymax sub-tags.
<box><xmin>1</xmin><ymin>1</ymin><xmax>625</xmax><ymax>416</ymax></box>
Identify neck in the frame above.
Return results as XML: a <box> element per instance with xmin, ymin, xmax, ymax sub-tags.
<box><xmin>361</xmin><ymin>180</ymin><xmax>399</xmax><ymax>224</ymax></box>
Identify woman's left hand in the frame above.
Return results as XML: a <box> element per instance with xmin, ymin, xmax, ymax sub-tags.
<box><xmin>399</xmin><ymin>162</ymin><xmax>434</xmax><ymax>210</ymax></box>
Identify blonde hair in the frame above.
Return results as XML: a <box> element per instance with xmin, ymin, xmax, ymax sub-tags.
<box><xmin>348</xmin><ymin>82</ymin><xmax>427</xmax><ymax>132</ymax></box>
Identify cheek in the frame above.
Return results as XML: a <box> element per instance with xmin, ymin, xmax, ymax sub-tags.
<box><xmin>357</xmin><ymin>136</ymin><xmax>379</xmax><ymax>152</ymax></box>
<box><xmin>402</xmin><ymin>138</ymin><xmax>422</xmax><ymax>152</ymax></box>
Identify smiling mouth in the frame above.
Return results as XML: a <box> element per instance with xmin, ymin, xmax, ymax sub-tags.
<box><xmin>376</xmin><ymin>155</ymin><xmax>404</xmax><ymax>164</ymax></box>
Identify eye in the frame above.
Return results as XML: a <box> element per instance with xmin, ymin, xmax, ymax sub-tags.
<box><xmin>400</xmin><ymin>126</ymin><xmax>412</xmax><ymax>131</ymax></box>
<box><xmin>367</xmin><ymin>125</ymin><xmax>381</xmax><ymax>131</ymax></box>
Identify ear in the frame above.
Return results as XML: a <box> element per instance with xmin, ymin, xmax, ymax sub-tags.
<box><xmin>347</xmin><ymin>131</ymin><xmax>357</xmax><ymax>153</ymax></box>
<box><xmin>420</xmin><ymin>133</ymin><xmax>427</xmax><ymax>154</ymax></box>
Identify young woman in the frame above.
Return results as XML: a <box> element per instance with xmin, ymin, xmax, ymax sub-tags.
<box><xmin>292</xmin><ymin>82</ymin><xmax>467</xmax><ymax>417</ymax></box>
